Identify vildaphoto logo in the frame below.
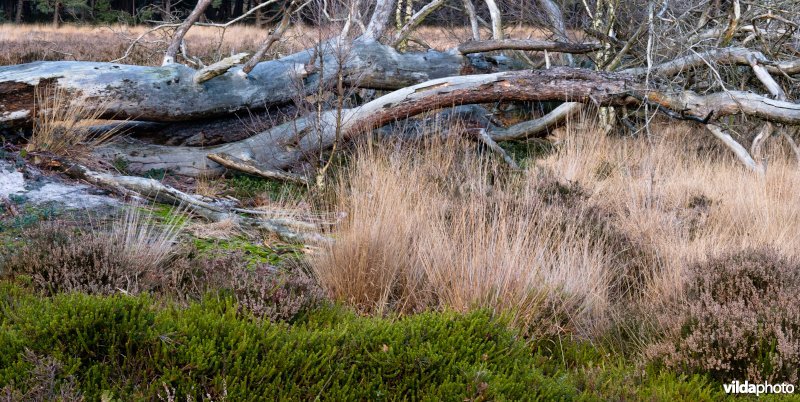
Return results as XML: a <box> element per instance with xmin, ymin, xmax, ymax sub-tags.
<box><xmin>723</xmin><ymin>381</ymin><xmax>795</xmax><ymax>395</ymax></box>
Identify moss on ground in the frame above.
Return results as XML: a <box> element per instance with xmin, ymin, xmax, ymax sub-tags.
<box><xmin>224</xmin><ymin>173</ymin><xmax>306</xmax><ymax>202</ymax></box>
<box><xmin>193</xmin><ymin>236</ymin><xmax>303</xmax><ymax>266</ymax></box>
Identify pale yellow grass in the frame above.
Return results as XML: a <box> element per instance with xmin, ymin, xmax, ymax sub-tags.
<box><xmin>26</xmin><ymin>85</ymin><xmax>123</xmax><ymax>158</ymax></box>
<box><xmin>0</xmin><ymin>23</ymin><xmax>561</xmax><ymax>66</ymax></box>
<box><xmin>542</xmin><ymin>118</ymin><xmax>800</xmax><ymax>303</ymax></box>
<box><xmin>312</xmin><ymin>138</ymin><xmax>612</xmax><ymax>336</ymax></box>
<box><xmin>0</xmin><ymin>23</ymin><xmax>320</xmax><ymax>66</ymax></box>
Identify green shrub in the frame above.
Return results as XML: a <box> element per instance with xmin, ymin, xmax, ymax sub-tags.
<box><xmin>647</xmin><ymin>248</ymin><xmax>800</xmax><ymax>383</ymax></box>
<box><xmin>0</xmin><ymin>282</ymin><xmax>726</xmax><ymax>400</ymax></box>
<box><xmin>0</xmin><ymin>284</ymin><xmax>567</xmax><ymax>400</ymax></box>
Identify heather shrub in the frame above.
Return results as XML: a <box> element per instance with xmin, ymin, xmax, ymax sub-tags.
<box><xmin>646</xmin><ymin>248</ymin><xmax>800</xmax><ymax>383</ymax></box>
<box><xmin>0</xmin><ymin>281</ymin><xmax>722</xmax><ymax>401</ymax></box>
<box><xmin>0</xmin><ymin>283</ymin><xmax>574</xmax><ymax>400</ymax></box>
<box><xmin>0</xmin><ymin>350</ymin><xmax>83</xmax><ymax>402</ymax></box>
<box><xmin>1</xmin><ymin>222</ymin><xmax>157</xmax><ymax>296</ymax></box>
<box><xmin>0</xmin><ymin>219</ymin><xmax>324</xmax><ymax>323</ymax></box>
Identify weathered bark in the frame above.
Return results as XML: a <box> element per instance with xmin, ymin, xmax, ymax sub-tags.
<box><xmin>0</xmin><ymin>40</ymin><xmax>505</xmax><ymax>128</ymax></box>
<box><xmin>458</xmin><ymin>40</ymin><xmax>601</xmax><ymax>55</ymax></box>
<box><xmin>363</xmin><ymin>0</ymin><xmax>397</xmax><ymax>40</ymax></box>
<box><xmin>97</xmin><ymin>68</ymin><xmax>800</xmax><ymax>177</ymax></box>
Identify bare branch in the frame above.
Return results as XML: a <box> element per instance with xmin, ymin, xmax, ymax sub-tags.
<box><xmin>391</xmin><ymin>0</ymin><xmax>447</xmax><ymax>48</ymax></box>
<box><xmin>194</xmin><ymin>53</ymin><xmax>249</xmax><ymax>84</ymax></box>
<box><xmin>707</xmin><ymin>124</ymin><xmax>763</xmax><ymax>174</ymax></box>
<box><xmin>242</xmin><ymin>6</ymin><xmax>295</xmax><ymax>74</ymax></box>
<box><xmin>458</xmin><ymin>40</ymin><xmax>602</xmax><ymax>55</ymax></box>
<box><xmin>162</xmin><ymin>0</ymin><xmax>213</xmax><ymax>65</ymax></box>
<box><xmin>483</xmin><ymin>0</ymin><xmax>503</xmax><ymax>40</ymax></box>
<box><xmin>207</xmin><ymin>152</ymin><xmax>310</xmax><ymax>184</ymax></box>
<box><xmin>461</xmin><ymin>0</ymin><xmax>481</xmax><ymax>41</ymax></box>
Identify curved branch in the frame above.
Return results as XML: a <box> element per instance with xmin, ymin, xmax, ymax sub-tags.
<box><xmin>483</xmin><ymin>0</ymin><xmax>503</xmax><ymax>40</ymax></box>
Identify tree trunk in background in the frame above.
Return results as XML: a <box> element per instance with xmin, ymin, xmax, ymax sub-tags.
<box><xmin>52</xmin><ymin>2</ymin><xmax>60</xmax><ymax>28</ymax></box>
<box><xmin>15</xmin><ymin>0</ymin><xmax>23</xmax><ymax>23</ymax></box>
<box><xmin>255</xmin><ymin>0</ymin><xmax>263</xmax><ymax>28</ymax></box>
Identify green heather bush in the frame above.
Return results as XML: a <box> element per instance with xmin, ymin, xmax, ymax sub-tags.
<box><xmin>0</xmin><ymin>283</ymin><xmax>569</xmax><ymax>400</ymax></box>
<box><xmin>647</xmin><ymin>248</ymin><xmax>800</xmax><ymax>383</ymax></box>
<box><xmin>0</xmin><ymin>282</ymin><xmax>722</xmax><ymax>401</ymax></box>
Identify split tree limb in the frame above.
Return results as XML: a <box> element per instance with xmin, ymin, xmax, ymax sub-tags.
<box><xmin>194</xmin><ymin>53</ymin><xmax>249</xmax><ymax>84</ymax></box>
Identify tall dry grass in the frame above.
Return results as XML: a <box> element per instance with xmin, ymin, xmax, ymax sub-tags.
<box><xmin>0</xmin><ymin>23</ymin><xmax>309</xmax><ymax>66</ymax></box>
<box><xmin>311</xmin><ymin>139</ymin><xmax>613</xmax><ymax>336</ymax></box>
<box><xmin>311</xmin><ymin>113</ymin><xmax>800</xmax><ymax>342</ymax></box>
<box><xmin>540</xmin><ymin>117</ymin><xmax>800</xmax><ymax>303</ymax></box>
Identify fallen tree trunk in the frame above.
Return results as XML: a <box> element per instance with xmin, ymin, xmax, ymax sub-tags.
<box><xmin>0</xmin><ymin>39</ymin><xmax>510</xmax><ymax>128</ymax></box>
<box><xmin>97</xmin><ymin>67</ymin><xmax>800</xmax><ymax>177</ymax></box>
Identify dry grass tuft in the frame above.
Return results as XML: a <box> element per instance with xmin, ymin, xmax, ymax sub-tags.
<box><xmin>26</xmin><ymin>85</ymin><xmax>123</xmax><ymax>158</ymax></box>
<box><xmin>311</xmin><ymin>139</ymin><xmax>612</xmax><ymax>336</ymax></box>
<box><xmin>188</xmin><ymin>218</ymin><xmax>239</xmax><ymax>240</ymax></box>
<box><xmin>540</xmin><ymin>118</ymin><xmax>800</xmax><ymax>302</ymax></box>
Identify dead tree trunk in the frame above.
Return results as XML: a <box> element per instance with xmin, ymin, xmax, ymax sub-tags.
<box><xmin>96</xmin><ymin>67</ymin><xmax>800</xmax><ymax>177</ymax></box>
<box><xmin>0</xmin><ymin>39</ymin><xmax>530</xmax><ymax>128</ymax></box>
